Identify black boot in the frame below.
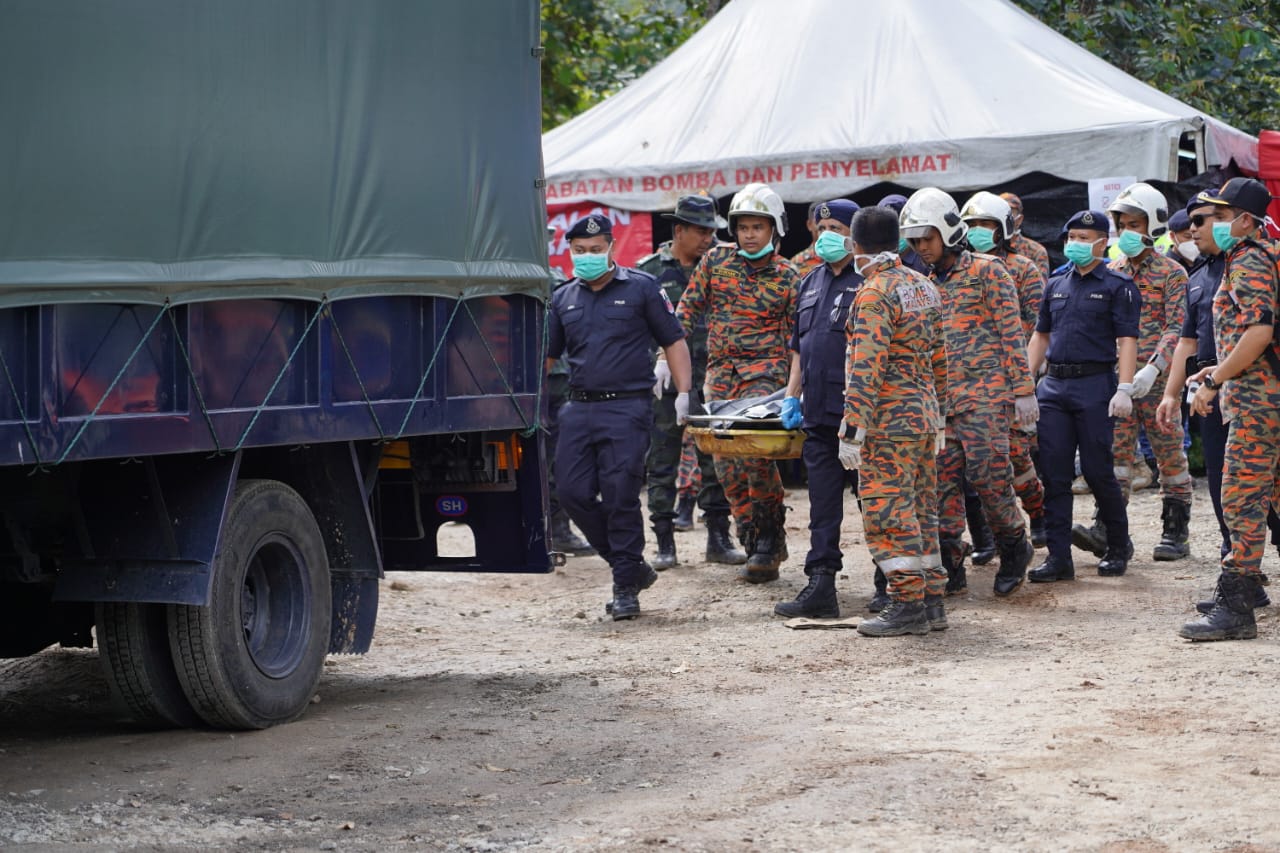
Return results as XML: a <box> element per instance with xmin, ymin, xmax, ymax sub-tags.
<box><xmin>605</xmin><ymin>564</ymin><xmax>658</xmax><ymax>615</ymax></box>
<box><xmin>651</xmin><ymin>518</ymin><xmax>678</xmax><ymax>571</ymax></box>
<box><xmin>857</xmin><ymin>599</ymin><xmax>931</xmax><ymax>637</ymax></box>
<box><xmin>868</xmin><ymin>565</ymin><xmax>890</xmax><ymax>612</ymax></box>
<box><xmin>673</xmin><ymin>493</ymin><xmax>696</xmax><ymax>531</ymax></box>
<box><xmin>967</xmin><ymin>493</ymin><xmax>996</xmax><ymax>566</ymax></box>
<box><xmin>1097</xmin><ymin>537</ymin><xmax>1134</xmax><ymax>576</ymax></box>
<box><xmin>741</xmin><ymin>504</ymin><xmax>784</xmax><ymax>583</ymax></box>
<box><xmin>550</xmin><ymin>510</ymin><xmax>597</xmax><ymax>556</ymax></box>
<box><xmin>993</xmin><ymin>531</ymin><xmax>1033</xmax><ymax>596</ymax></box>
<box><xmin>942</xmin><ymin>540</ymin><xmax>968</xmax><ymax>596</ymax></box>
<box><xmin>924</xmin><ymin>593</ymin><xmax>948</xmax><ymax>631</ymax></box>
<box><xmin>609</xmin><ymin>585</ymin><xmax>641</xmax><ymax>620</ymax></box>
<box><xmin>1029</xmin><ymin>511</ymin><xmax>1047</xmax><ymax>549</ymax></box>
<box><xmin>1198</xmin><ymin>573</ymin><xmax>1270</xmax><ymax>613</ymax></box>
<box><xmin>774</xmin><ymin>567</ymin><xmax>839</xmax><ymax>618</ymax></box>
<box><xmin>1179</xmin><ymin>572</ymin><xmax>1259</xmax><ymax>641</ymax></box>
<box><xmin>1028</xmin><ymin>553</ymin><xmax>1075</xmax><ymax>583</ymax></box>
<box><xmin>705</xmin><ymin>513</ymin><xmax>748</xmax><ymax>565</ymax></box>
<box><xmin>1071</xmin><ymin>513</ymin><xmax>1108</xmax><ymax>558</ymax></box>
<box><xmin>1152</xmin><ymin>499</ymin><xmax>1191</xmax><ymax>561</ymax></box>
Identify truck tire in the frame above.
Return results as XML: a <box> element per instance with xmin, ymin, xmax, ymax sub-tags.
<box><xmin>96</xmin><ymin>602</ymin><xmax>203</xmax><ymax>728</ymax></box>
<box><xmin>168</xmin><ymin>479</ymin><xmax>331</xmax><ymax>730</ymax></box>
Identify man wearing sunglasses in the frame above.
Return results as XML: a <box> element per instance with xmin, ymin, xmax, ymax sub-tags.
<box><xmin>1179</xmin><ymin>178</ymin><xmax>1280</xmax><ymax>641</ymax></box>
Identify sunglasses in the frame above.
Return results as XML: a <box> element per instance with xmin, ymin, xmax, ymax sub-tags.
<box><xmin>1189</xmin><ymin>214</ymin><xmax>1211</xmax><ymax>227</ymax></box>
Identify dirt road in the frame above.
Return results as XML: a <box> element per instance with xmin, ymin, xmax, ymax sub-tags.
<box><xmin>3</xmin><ymin>483</ymin><xmax>1279</xmax><ymax>851</ymax></box>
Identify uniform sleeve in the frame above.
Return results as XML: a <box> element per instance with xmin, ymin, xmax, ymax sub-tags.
<box><xmin>1180</xmin><ymin>282</ymin><xmax>1200</xmax><ymax>340</ymax></box>
<box><xmin>546</xmin><ymin>295</ymin><xmax>566</xmax><ymax>359</ymax></box>
<box><xmin>1014</xmin><ymin>257</ymin><xmax>1044</xmax><ymax>343</ymax></box>
<box><xmin>1112</xmin><ymin>278</ymin><xmax>1141</xmax><ymax>339</ymax></box>
<box><xmin>1226</xmin><ymin>246</ymin><xmax>1278</xmax><ymax>329</ymax></box>
<box><xmin>844</xmin><ymin>287</ymin><xmax>892</xmax><ymax>430</ymax></box>
<box><xmin>1156</xmin><ymin>266</ymin><xmax>1189</xmax><ymax>365</ymax></box>
<box><xmin>789</xmin><ymin>278</ymin><xmax>808</xmax><ymax>352</ymax></box>
<box><xmin>676</xmin><ymin>251</ymin><xmax>711</xmax><ymax>335</ymax></box>
<box><xmin>643</xmin><ymin>276</ymin><xmax>686</xmax><ymax>347</ymax></box>
<box><xmin>1035</xmin><ymin>282</ymin><xmax>1055</xmax><ymax>335</ymax></box>
<box><xmin>783</xmin><ymin>271</ymin><xmax>799</xmax><ymax>354</ymax></box>
<box><xmin>987</xmin><ymin>260</ymin><xmax>1035</xmax><ymax>397</ymax></box>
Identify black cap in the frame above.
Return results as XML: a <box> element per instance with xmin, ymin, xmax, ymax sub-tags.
<box><xmin>1186</xmin><ymin>188</ymin><xmax>1221</xmax><ymax>213</ymax></box>
<box><xmin>1061</xmin><ymin>209</ymin><xmax>1110</xmax><ymax>237</ymax></box>
<box><xmin>1207</xmin><ymin>177</ymin><xmax>1273</xmax><ymax>220</ymax></box>
<box><xmin>661</xmin><ymin>195</ymin><xmax>721</xmax><ymax>229</ymax></box>
<box><xmin>1167</xmin><ymin>209</ymin><xmax>1191</xmax><ymax>232</ymax></box>
<box><xmin>565</xmin><ymin>213</ymin><xmax>613</xmax><ymax>240</ymax></box>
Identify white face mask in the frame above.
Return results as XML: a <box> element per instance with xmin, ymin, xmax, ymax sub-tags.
<box><xmin>1176</xmin><ymin>240</ymin><xmax>1200</xmax><ymax>262</ymax></box>
<box><xmin>853</xmin><ymin>252</ymin><xmax>896</xmax><ymax>277</ymax></box>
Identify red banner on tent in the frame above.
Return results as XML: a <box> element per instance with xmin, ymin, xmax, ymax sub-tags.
<box><xmin>1258</xmin><ymin>130</ymin><xmax>1280</xmax><ymax>239</ymax></box>
<box><xmin>546</xmin><ymin>203</ymin><xmax>653</xmax><ymax>281</ymax></box>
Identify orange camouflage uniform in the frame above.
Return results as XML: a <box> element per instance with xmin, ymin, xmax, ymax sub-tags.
<box><xmin>991</xmin><ymin>248</ymin><xmax>1046</xmax><ymax>519</ymax></box>
<box><xmin>933</xmin><ymin>250</ymin><xmax>1036</xmax><ymax>565</ymax></box>
<box><xmin>844</xmin><ymin>256</ymin><xmax>948</xmax><ymax>602</ymax></box>
<box><xmin>1214</xmin><ymin>237</ymin><xmax>1280</xmax><ymax>577</ymax></box>
<box><xmin>790</xmin><ymin>245</ymin><xmax>823</xmax><ymax>278</ymax></box>
<box><xmin>677</xmin><ymin>244</ymin><xmax>798</xmax><ymax>528</ymax></box>
<box><xmin>1010</xmin><ymin>232</ymin><xmax>1051</xmax><ymax>281</ymax></box>
<box><xmin>1108</xmin><ymin>251</ymin><xmax>1191</xmax><ymax>503</ymax></box>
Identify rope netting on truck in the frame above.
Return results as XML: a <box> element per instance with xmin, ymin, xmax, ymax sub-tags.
<box><xmin>0</xmin><ymin>294</ymin><xmax>551</xmax><ymax>470</ymax></box>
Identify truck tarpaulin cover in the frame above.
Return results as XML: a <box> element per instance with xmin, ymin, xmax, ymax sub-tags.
<box><xmin>0</xmin><ymin>1</ymin><xmax>550</xmax><ymax>309</ymax></box>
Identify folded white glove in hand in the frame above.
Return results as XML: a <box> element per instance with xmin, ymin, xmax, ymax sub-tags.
<box><xmin>1130</xmin><ymin>363</ymin><xmax>1160</xmax><ymax>398</ymax></box>
<box><xmin>674</xmin><ymin>391</ymin><xmax>690</xmax><ymax>425</ymax></box>
<box><xmin>838</xmin><ymin>426</ymin><xmax>866</xmax><ymax>470</ymax></box>
<box><xmin>1108</xmin><ymin>382</ymin><xmax>1134</xmax><ymax>418</ymax></box>
<box><xmin>652</xmin><ymin>359</ymin><xmax>672</xmax><ymax>398</ymax></box>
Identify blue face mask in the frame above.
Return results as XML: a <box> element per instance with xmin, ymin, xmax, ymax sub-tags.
<box><xmin>572</xmin><ymin>252</ymin><xmax>611</xmax><ymax>281</ymax></box>
<box><xmin>1063</xmin><ymin>240</ymin><xmax>1100</xmax><ymax>268</ymax></box>
<box><xmin>814</xmin><ymin>230</ymin><xmax>851</xmax><ymax>263</ymax></box>
<box><xmin>737</xmin><ymin>242</ymin><xmax>773</xmax><ymax>261</ymax></box>
<box><xmin>967</xmin><ymin>226</ymin><xmax>996</xmax><ymax>253</ymax></box>
<box><xmin>1213</xmin><ymin>214</ymin><xmax>1246</xmax><ymax>253</ymax></box>
<box><xmin>898</xmin><ymin>237</ymin><xmax>910</xmax><ymax>254</ymax></box>
<box><xmin>1116</xmin><ymin>230</ymin><xmax>1149</xmax><ymax>258</ymax></box>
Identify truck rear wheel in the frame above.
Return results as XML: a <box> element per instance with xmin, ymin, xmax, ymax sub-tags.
<box><xmin>169</xmin><ymin>480</ymin><xmax>331</xmax><ymax>730</ymax></box>
<box><xmin>96</xmin><ymin>602</ymin><xmax>203</xmax><ymax>728</ymax></box>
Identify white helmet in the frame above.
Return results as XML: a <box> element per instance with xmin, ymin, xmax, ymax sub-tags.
<box><xmin>1108</xmin><ymin>182</ymin><xmax>1170</xmax><ymax>237</ymax></box>
<box><xmin>959</xmin><ymin>191</ymin><xmax>1015</xmax><ymax>241</ymax></box>
<box><xmin>900</xmin><ymin>187</ymin><xmax>967</xmax><ymax>247</ymax></box>
<box><xmin>728</xmin><ymin>182</ymin><xmax>787</xmax><ymax>238</ymax></box>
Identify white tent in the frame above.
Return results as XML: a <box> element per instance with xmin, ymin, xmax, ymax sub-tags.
<box><xmin>542</xmin><ymin>0</ymin><xmax>1258</xmax><ymax>211</ymax></box>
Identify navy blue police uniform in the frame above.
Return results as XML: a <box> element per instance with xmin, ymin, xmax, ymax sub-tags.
<box><xmin>547</xmin><ymin>215</ymin><xmax>687</xmax><ymax>590</ymax></box>
<box><xmin>790</xmin><ymin>201</ymin><xmax>863</xmax><ymax>574</ymax></box>
<box><xmin>1183</xmin><ymin>248</ymin><xmax>1231</xmax><ymax>552</ymax></box>
<box><xmin>1034</xmin><ymin>212</ymin><xmax>1141</xmax><ymax>572</ymax></box>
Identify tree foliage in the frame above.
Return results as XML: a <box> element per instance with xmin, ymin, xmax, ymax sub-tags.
<box><xmin>1013</xmin><ymin>0</ymin><xmax>1280</xmax><ymax>135</ymax></box>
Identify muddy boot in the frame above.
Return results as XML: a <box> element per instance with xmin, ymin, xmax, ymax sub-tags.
<box><xmin>774</xmin><ymin>567</ymin><xmax>839</xmax><ymax>618</ymax></box>
<box><xmin>1197</xmin><ymin>573</ymin><xmax>1270</xmax><ymax>613</ymax></box>
<box><xmin>651</xmin><ymin>518</ymin><xmax>678</xmax><ymax>571</ymax></box>
<box><xmin>924</xmin><ymin>593</ymin><xmax>948</xmax><ymax>631</ymax></box>
<box><xmin>609</xmin><ymin>585</ymin><xmax>641</xmax><ymax>621</ymax></box>
<box><xmin>737</xmin><ymin>520</ymin><xmax>757</xmax><ymax>560</ymax></box>
<box><xmin>868</xmin><ymin>565</ymin><xmax>890</xmax><ymax>612</ymax></box>
<box><xmin>1179</xmin><ymin>572</ymin><xmax>1259</xmax><ymax>641</ymax></box>
<box><xmin>606</xmin><ymin>564</ymin><xmax>657</xmax><ymax>615</ymax></box>
<box><xmin>1071</xmin><ymin>512</ymin><xmax>1108</xmax><ymax>559</ymax></box>
<box><xmin>705</xmin><ymin>513</ymin><xmax>748</xmax><ymax>565</ymax></box>
<box><xmin>942</xmin><ymin>541</ymin><xmax>968</xmax><ymax>596</ymax></box>
<box><xmin>550</xmin><ymin>510</ymin><xmax>596</xmax><ymax>556</ymax></box>
<box><xmin>967</xmin><ymin>492</ymin><xmax>996</xmax><ymax>566</ymax></box>
<box><xmin>673</xmin><ymin>493</ymin><xmax>696</xmax><ymax>532</ymax></box>
<box><xmin>993</xmin><ymin>531</ymin><xmax>1033</xmax><ymax>597</ymax></box>
<box><xmin>741</xmin><ymin>504</ymin><xmax>783</xmax><ymax>583</ymax></box>
<box><xmin>1152</xmin><ymin>498</ymin><xmax>1191</xmax><ymax>562</ymax></box>
<box><xmin>1029</xmin><ymin>511</ymin><xmax>1047</xmax><ymax>549</ymax></box>
<box><xmin>857</xmin><ymin>599</ymin><xmax>931</xmax><ymax>637</ymax></box>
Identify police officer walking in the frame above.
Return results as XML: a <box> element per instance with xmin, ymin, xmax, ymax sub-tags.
<box><xmin>1026</xmin><ymin>210</ymin><xmax>1140</xmax><ymax>583</ymax></box>
<box><xmin>838</xmin><ymin>206</ymin><xmax>949</xmax><ymax>636</ymax></box>
<box><xmin>773</xmin><ymin>199</ymin><xmax>861</xmax><ymax>618</ymax></box>
<box><xmin>548</xmin><ymin>214</ymin><xmax>693</xmax><ymax>620</ymax></box>
<box><xmin>1179</xmin><ymin>178</ymin><xmax>1280</xmax><ymax>641</ymax></box>
<box><xmin>640</xmin><ymin>195</ymin><xmax>746</xmax><ymax>570</ymax></box>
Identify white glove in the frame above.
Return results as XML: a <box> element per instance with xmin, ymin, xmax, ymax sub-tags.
<box><xmin>674</xmin><ymin>391</ymin><xmax>690</xmax><ymax>425</ymax></box>
<box><xmin>838</xmin><ymin>426</ymin><xmax>866</xmax><ymax>470</ymax></box>
<box><xmin>652</xmin><ymin>359</ymin><xmax>672</xmax><ymax>398</ymax></box>
<box><xmin>1130</xmin><ymin>363</ymin><xmax>1160</xmax><ymax>398</ymax></box>
<box><xmin>935</xmin><ymin>428</ymin><xmax>946</xmax><ymax>455</ymax></box>
<box><xmin>1013</xmin><ymin>395</ymin><xmax>1039</xmax><ymax>429</ymax></box>
<box><xmin>1108</xmin><ymin>383</ymin><xmax>1134</xmax><ymax>418</ymax></box>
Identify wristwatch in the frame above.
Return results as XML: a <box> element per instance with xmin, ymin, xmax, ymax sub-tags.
<box><xmin>1202</xmin><ymin>373</ymin><xmax>1221</xmax><ymax>391</ymax></box>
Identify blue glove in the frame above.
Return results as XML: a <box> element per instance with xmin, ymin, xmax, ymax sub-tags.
<box><xmin>780</xmin><ymin>396</ymin><xmax>802</xmax><ymax>429</ymax></box>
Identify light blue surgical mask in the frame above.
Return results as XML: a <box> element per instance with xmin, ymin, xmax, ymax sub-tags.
<box><xmin>815</xmin><ymin>230</ymin><xmax>851</xmax><ymax>263</ymax></box>
<box><xmin>967</xmin><ymin>226</ymin><xmax>996</xmax><ymax>253</ymax></box>
<box><xmin>1116</xmin><ymin>230</ymin><xmax>1149</xmax><ymax>258</ymax></box>
<box><xmin>1212</xmin><ymin>214</ymin><xmax>1247</xmax><ymax>253</ymax></box>
<box><xmin>897</xmin><ymin>237</ymin><xmax>910</xmax><ymax>254</ymax></box>
<box><xmin>571</xmin><ymin>252</ymin><xmax>611</xmax><ymax>281</ymax></box>
<box><xmin>737</xmin><ymin>242</ymin><xmax>774</xmax><ymax>261</ymax></box>
<box><xmin>1063</xmin><ymin>240</ymin><xmax>1100</xmax><ymax>268</ymax></box>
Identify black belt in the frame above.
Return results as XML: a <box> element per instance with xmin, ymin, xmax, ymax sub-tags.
<box><xmin>566</xmin><ymin>389</ymin><xmax>650</xmax><ymax>402</ymax></box>
<box><xmin>1046</xmin><ymin>362</ymin><xmax>1114</xmax><ymax>379</ymax></box>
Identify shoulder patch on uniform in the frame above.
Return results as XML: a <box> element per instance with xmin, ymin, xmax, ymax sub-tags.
<box><xmin>659</xmin><ymin>289</ymin><xmax>675</xmax><ymax>314</ymax></box>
